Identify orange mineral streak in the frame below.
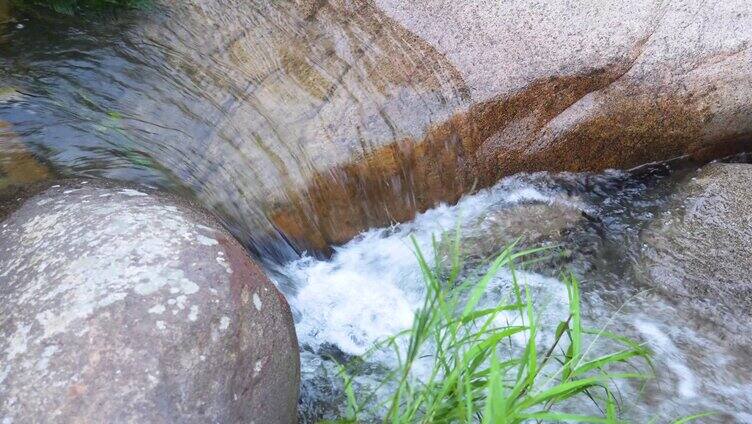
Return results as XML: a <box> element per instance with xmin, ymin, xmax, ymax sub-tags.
<box><xmin>0</xmin><ymin>120</ymin><xmax>51</xmax><ymax>187</ymax></box>
<box><xmin>270</xmin><ymin>70</ymin><xmax>752</xmax><ymax>254</ymax></box>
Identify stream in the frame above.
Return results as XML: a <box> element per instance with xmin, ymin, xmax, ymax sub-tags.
<box><xmin>273</xmin><ymin>159</ymin><xmax>752</xmax><ymax>422</ymax></box>
<box><xmin>2</xmin><ymin>4</ymin><xmax>752</xmax><ymax>423</ymax></box>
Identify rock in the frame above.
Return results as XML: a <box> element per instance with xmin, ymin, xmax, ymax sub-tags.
<box><xmin>465</xmin><ymin>202</ymin><xmax>584</xmax><ymax>251</ymax></box>
<box><xmin>0</xmin><ymin>120</ymin><xmax>53</xmax><ymax>219</ymax></box>
<box><xmin>0</xmin><ymin>181</ymin><xmax>299</xmax><ymax>423</ymax></box>
<box><xmin>144</xmin><ymin>0</ymin><xmax>752</xmax><ymax>253</ymax></box>
<box><xmin>462</xmin><ymin>202</ymin><xmax>583</xmax><ymax>268</ymax></box>
<box><xmin>5</xmin><ymin>0</ymin><xmax>752</xmax><ymax>255</ymax></box>
<box><xmin>0</xmin><ymin>1</ymin><xmax>10</xmax><ymax>25</ymax></box>
<box><xmin>638</xmin><ymin>163</ymin><xmax>752</xmax><ymax>325</ymax></box>
<box><xmin>0</xmin><ymin>120</ymin><xmax>51</xmax><ymax>189</ymax></box>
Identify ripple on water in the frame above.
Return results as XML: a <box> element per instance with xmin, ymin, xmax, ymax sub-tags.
<box><xmin>0</xmin><ymin>0</ymin><xmax>470</xmax><ymax>261</ymax></box>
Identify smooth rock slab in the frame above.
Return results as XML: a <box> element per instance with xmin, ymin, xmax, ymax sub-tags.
<box><xmin>0</xmin><ymin>181</ymin><xmax>299</xmax><ymax>423</ymax></box>
<box><xmin>4</xmin><ymin>0</ymin><xmax>751</xmax><ymax>256</ymax></box>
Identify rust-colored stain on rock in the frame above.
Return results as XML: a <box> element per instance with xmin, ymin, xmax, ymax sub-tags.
<box><xmin>270</xmin><ymin>68</ymin><xmax>752</xmax><ymax>254</ymax></box>
<box><xmin>0</xmin><ymin>120</ymin><xmax>51</xmax><ymax>188</ymax></box>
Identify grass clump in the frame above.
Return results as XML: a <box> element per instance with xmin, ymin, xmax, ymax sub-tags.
<box><xmin>10</xmin><ymin>0</ymin><xmax>149</xmax><ymax>15</ymax></box>
<box><xmin>324</xmin><ymin>234</ymin><xmax>707</xmax><ymax>423</ymax></box>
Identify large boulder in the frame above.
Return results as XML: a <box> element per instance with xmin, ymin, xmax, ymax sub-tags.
<box><xmin>3</xmin><ymin>0</ymin><xmax>751</xmax><ymax>254</ymax></box>
<box><xmin>0</xmin><ymin>181</ymin><xmax>299</xmax><ymax>423</ymax></box>
<box><xmin>136</xmin><ymin>0</ymin><xmax>752</xmax><ymax>253</ymax></box>
<box><xmin>637</xmin><ymin>163</ymin><xmax>752</xmax><ymax>328</ymax></box>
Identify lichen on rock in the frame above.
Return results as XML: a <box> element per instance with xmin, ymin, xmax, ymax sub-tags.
<box><xmin>0</xmin><ymin>180</ymin><xmax>299</xmax><ymax>423</ymax></box>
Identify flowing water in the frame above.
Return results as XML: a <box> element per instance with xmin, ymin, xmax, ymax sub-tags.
<box><xmin>2</xmin><ymin>4</ymin><xmax>752</xmax><ymax>423</ymax></box>
<box><xmin>273</xmin><ymin>159</ymin><xmax>752</xmax><ymax>423</ymax></box>
<box><xmin>0</xmin><ymin>0</ymin><xmax>470</xmax><ymax>259</ymax></box>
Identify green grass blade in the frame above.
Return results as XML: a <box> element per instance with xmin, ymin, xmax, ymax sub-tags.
<box><xmin>671</xmin><ymin>412</ymin><xmax>717</xmax><ymax>423</ymax></box>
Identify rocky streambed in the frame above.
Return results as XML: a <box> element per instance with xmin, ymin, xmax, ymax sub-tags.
<box><xmin>278</xmin><ymin>156</ymin><xmax>752</xmax><ymax>422</ymax></box>
<box><xmin>2</xmin><ymin>154</ymin><xmax>752</xmax><ymax>422</ymax></box>
<box><xmin>1</xmin><ymin>0</ymin><xmax>752</xmax><ymax>422</ymax></box>
<box><xmin>2</xmin><ymin>0</ymin><xmax>751</xmax><ymax>258</ymax></box>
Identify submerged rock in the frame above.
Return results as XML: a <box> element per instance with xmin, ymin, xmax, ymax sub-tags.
<box><xmin>0</xmin><ymin>120</ymin><xmax>53</xmax><ymax>220</ymax></box>
<box><xmin>0</xmin><ymin>1</ymin><xmax>10</xmax><ymax>25</ymax></box>
<box><xmin>453</xmin><ymin>200</ymin><xmax>589</xmax><ymax>275</ymax></box>
<box><xmin>465</xmin><ymin>202</ymin><xmax>584</xmax><ymax>250</ymax></box>
<box><xmin>0</xmin><ymin>181</ymin><xmax>299</xmax><ymax>423</ymax></box>
<box><xmin>638</xmin><ymin>163</ymin><xmax>752</xmax><ymax>326</ymax></box>
<box><xmin>0</xmin><ymin>120</ymin><xmax>51</xmax><ymax>189</ymax></box>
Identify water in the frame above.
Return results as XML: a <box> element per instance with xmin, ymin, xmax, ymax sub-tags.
<box><xmin>0</xmin><ymin>0</ymin><xmax>469</xmax><ymax>260</ymax></box>
<box><xmin>271</xmin><ymin>160</ymin><xmax>752</xmax><ymax>422</ymax></box>
<box><xmin>2</xmin><ymin>3</ymin><xmax>752</xmax><ymax>423</ymax></box>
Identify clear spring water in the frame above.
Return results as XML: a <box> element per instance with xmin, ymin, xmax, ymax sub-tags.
<box><xmin>270</xmin><ymin>162</ymin><xmax>752</xmax><ymax>423</ymax></box>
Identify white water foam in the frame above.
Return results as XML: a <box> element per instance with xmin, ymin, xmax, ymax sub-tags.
<box><xmin>271</xmin><ymin>172</ymin><xmax>752</xmax><ymax>422</ymax></box>
<box><xmin>276</xmin><ymin>176</ymin><xmax>574</xmax><ymax>358</ymax></box>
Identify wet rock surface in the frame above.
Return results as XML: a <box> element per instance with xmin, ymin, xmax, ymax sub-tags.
<box><xmin>449</xmin><ymin>199</ymin><xmax>591</xmax><ymax>276</ymax></box>
<box><xmin>638</xmin><ymin>163</ymin><xmax>752</xmax><ymax>328</ymax></box>
<box><xmin>153</xmin><ymin>0</ymin><xmax>752</xmax><ymax>250</ymax></box>
<box><xmin>2</xmin><ymin>0</ymin><xmax>751</xmax><ymax>256</ymax></box>
<box><xmin>0</xmin><ymin>120</ymin><xmax>53</xmax><ymax>219</ymax></box>
<box><xmin>465</xmin><ymin>201</ymin><xmax>583</xmax><ymax>248</ymax></box>
<box><xmin>0</xmin><ymin>1</ymin><xmax>10</xmax><ymax>25</ymax></box>
<box><xmin>0</xmin><ymin>181</ymin><xmax>299</xmax><ymax>423</ymax></box>
<box><xmin>0</xmin><ymin>121</ymin><xmax>50</xmax><ymax>188</ymax></box>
